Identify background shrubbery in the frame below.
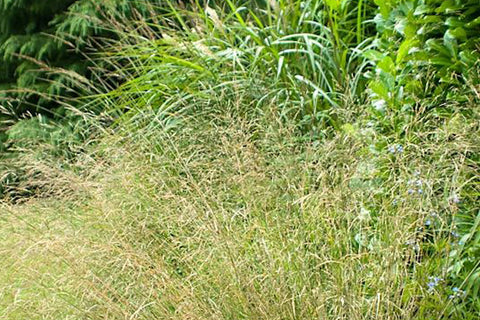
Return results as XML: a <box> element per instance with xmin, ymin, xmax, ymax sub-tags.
<box><xmin>0</xmin><ymin>0</ymin><xmax>166</xmax><ymax>197</ymax></box>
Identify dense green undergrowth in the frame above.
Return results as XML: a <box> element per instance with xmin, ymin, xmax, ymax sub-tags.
<box><xmin>0</xmin><ymin>0</ymin><xmax>479</xmax><ymax>318</ymax></box>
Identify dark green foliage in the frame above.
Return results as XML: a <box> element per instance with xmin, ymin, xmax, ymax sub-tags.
<box><xmin>0</xmin><ymin>0</ymin><xmax>101</xmax><ymax>196</ymax></box>
<box><xmin>0</xmin><ymin>0</ymin><xmax>162</xmax><ymax>145</ymax></box>
<box><xmin>0</xmin><ymin>0</ymin><xmax>165</xmax><ymax>197</ymax></box>
<box><xmin>367</xmin><ymin>0</ymin><xmax>480</xmax><ymax>111</ymax></box>
<box><xmin>364</xmin><ymin>1</ymin><xmax>480</xmax><ymax>315</ymax></box>
<box><xmin>0</xmin><ymin>0</ymin><xmax>79</xmax><ymax>115</ymax></box>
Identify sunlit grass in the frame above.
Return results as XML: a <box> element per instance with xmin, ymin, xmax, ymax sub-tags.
<box><xmin>0</xmin><ymin>1</ymin><xmax>479</xmax><ymax>319</ymax></box>
<box><xmin>2</xmin><ymin>104</ymin><xmax>477</xmax><ymax>318</ymax></box>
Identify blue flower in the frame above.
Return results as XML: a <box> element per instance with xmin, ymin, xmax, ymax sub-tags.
<box><xmin>427</xmin><ymin>276</ymin><xmax>443</xmax><ymax>291</ymax></box>
<box><xmin>387</xmin><ymin>144</ymin><xmax>404</xmax><ymax>154</ymax></box>
<box><xmin>449</xmin><ymin>287</ymin><xmax>466</xmax><ymax>299</ymax></box>
<box><xmin>425</xmin><ymin>219</ymin><xmax>432</xmax><ymax>226</ymax></box>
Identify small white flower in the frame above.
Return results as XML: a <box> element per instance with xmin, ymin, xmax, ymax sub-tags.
<box><xmin>373</xmin><ymin>99</ymin><xmax>386</xmax><ymax>111</ymax></box>
<box><xmin>452</xmin><ymin>193</ymin><xmax>460</xmax><ymax>204</ymax></box>
<box><xmin>359</xmin><ymin>207</ymin><xmax>371</xmax><ymax>221</ymax></box>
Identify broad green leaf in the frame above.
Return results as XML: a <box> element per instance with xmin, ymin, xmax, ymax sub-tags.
<box><xmin>394</xmin><ymin>18</ymin><xmax>408</xmax><ymax>35</ymax></box>
<box><xmin>363</xmin><ymin>49</ymin><xmax>384</xmax><ymax>61</ymax></box>
<box><xmin>466</xmin><ymin>16</ymin><xmax>480</xmax><ymax>28</ymax></box>
<box><xmin>436</xmin><ymin>0</ymin><xmax>459</xmax><ymax>13</ymax></box>
<box><xmin>325</xmin><ymin>0</ymin><xmax>340</xmax><ymax>11</ymax></box>
<box><xmin>414</xmin><ymin>5</ymin><xmax>431</xmax><ymax>15</ymax></box>
<box><xmin>430</xmin><ymin>56</ymin><xmax>454</xmax><ymax>67</ymax></box>
<box><xmin>445</xmin><ymin>17</ymin><xmax>465</xmax><ymax>28</ymax></box>
<box><xmin>421</xmin><ymin>15</ymin><xmax>444</xmax><ymax>24</ymax></box>
<box><xmin>426</xmin><ymin>39</ymin><xmax>452</xmax><ymax>57</ymax></box>
<box><xmin>397</xmin><ymin>39</ymin><xmax>417</xmax><ymax>63</ymax></box>
<box><xmin>449</xmin><ymin>27</ymin><xmax>467</xmax><ymax>41</ymax></box>
<box><xmin>378</xmin><ymin>56</ymin><xmax>395</xmax><ymax>74</ymax></box>
<box><xmin>369</xmin><ymin>80</ymin><xmax>390</xmax><ymax>100</ymax></box>
<box><xmin>443</xmin><ymin>29</ymin><xmax>458</xmax><ymax>58</ymax></box>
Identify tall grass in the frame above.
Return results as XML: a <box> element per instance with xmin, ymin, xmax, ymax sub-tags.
<box><xmin>2</xmin><ymin>101</ymin><xmax>478</xmax><ymax>318</ymax></box>
<box><xmin>0</xmin><ymin>109</ymin><xmax>438</xmax><ymax>319</ymax></box>
<box><xmin>93</xmin><ymin>0</ymin><xmax>375</xmax><ymax>137</ymax></box>
<box><xmin>0</xmin><ymin>0</ymin><xmax>479</xmax><ymax>319</ymax></box>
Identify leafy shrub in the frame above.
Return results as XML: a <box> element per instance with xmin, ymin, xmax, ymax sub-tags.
<box><xmin>363</xmin><ymin>1</ymin><xmax>480</xmax><ymax>315</ymax></box>
<box><xmin>366</xmin><ymin>0</ymin><xmax>480</xmax><ymax>116</ymax></box>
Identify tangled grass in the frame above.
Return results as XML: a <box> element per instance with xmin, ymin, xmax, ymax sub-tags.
<box><xmin>2</xmin><ymin>102</ymin><xmax>478</xmax><ymax>318</ymax></box>
<box><xmin>1</xmin><ymin>1</ymin><xmax>479</xmax><ymax>319</ymax></box>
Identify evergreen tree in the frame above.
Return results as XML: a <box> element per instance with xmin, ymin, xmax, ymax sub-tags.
<box><xmin>0</xmin><ymin>0</ymin><xmax>159</xmax><ymax>149</ymax></box>
<box><xmin>0</xmin><ymin>0</ymin><xmax>164</xmax><ymax>197</ymax></box>
<box><xmin>0</xmin><ymin>0</ymin><xmax>80</xmax><ymax>117</ymax></box>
